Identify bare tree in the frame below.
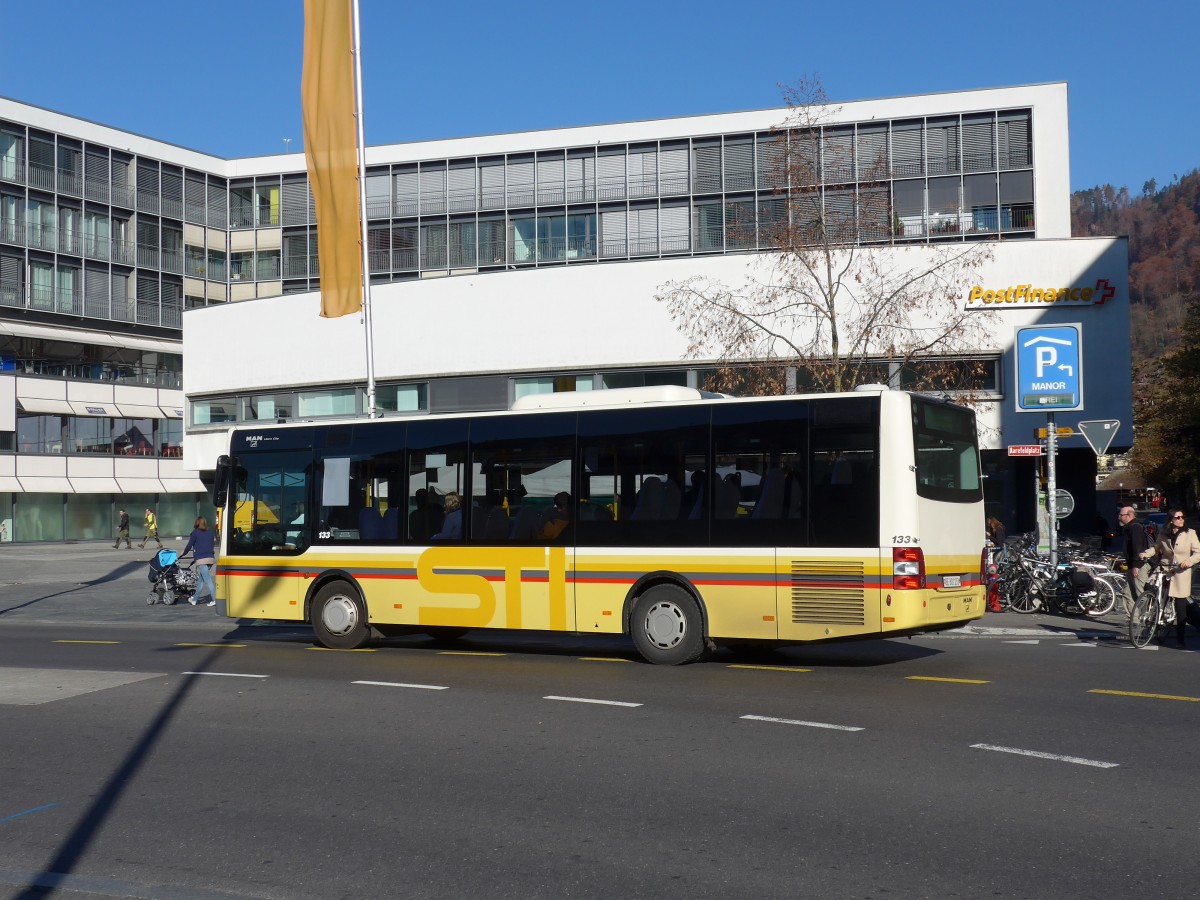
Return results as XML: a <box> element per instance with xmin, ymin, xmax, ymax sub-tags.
<box><xmin>657</xmin><ymin>76</ymin><xmax>998</xmax><ymax>398</ymax></box>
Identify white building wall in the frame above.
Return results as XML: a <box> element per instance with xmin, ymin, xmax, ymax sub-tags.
<box><xmin>183</xmin><ymin>235</ymin><xmax>1130</xmax><ymax>464</ymax></box>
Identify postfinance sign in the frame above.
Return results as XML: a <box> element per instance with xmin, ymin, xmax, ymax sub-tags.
<box><xmin>967</xmin><ymin>278</ymin><xmax>1116</xmax><ymax>309</ymax></box>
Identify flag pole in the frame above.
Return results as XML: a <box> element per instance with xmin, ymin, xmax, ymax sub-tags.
<box><xmin>350</xmin><ymin>0</ymin><xmax>377</xmax><ymax>417</ymax></box>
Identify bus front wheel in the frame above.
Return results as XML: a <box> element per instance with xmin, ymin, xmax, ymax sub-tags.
<box><xmin>631</xmin><ymin>585</ymin><xmax>706</xmax><ymax>665</ymax></box>
<box><xmin>312</xmin><ymin>581</ymin><xmax>371</xmax><ymax>650</ymax></box>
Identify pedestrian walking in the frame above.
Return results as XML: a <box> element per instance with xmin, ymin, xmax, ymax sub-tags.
<box><xmin>1156</xmin><ymin>509</ymin><xmax>1200</xmax><ymax>647</ymax></box>
<box><xmin>113</xmin><ymin>507</ymin><xmax>132</xmax><ymax>549</ymax></box>
<box><xmin>1119</xmin><ymin>506</ymin><xmax>1153</xmax><ymax>607</ymax></box>
<box><xmin>138</xmin><ymin>507</ymin><xmax>163</xmax><ymax>549</ymax></box>
<box><xmin>182</xmin><ymin>516</ymin><xmax>217</xmax><ymax>607</ymax></box>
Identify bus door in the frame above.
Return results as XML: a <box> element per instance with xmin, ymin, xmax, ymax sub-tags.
<box><xmin>225</xmin><ymin>448</ymin><xmax>312</xmax><ymax>620</ymax></box>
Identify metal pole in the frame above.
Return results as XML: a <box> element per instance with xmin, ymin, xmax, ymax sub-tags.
<box><xmin>351</xmin><ymin>0</ymin><xmax>377</xmax><ymax>418</ymax></box>
<box><xmin>1047</xmin><ymin>413</ymin><xmax>1057</xmax><ymax>565</ymax></box>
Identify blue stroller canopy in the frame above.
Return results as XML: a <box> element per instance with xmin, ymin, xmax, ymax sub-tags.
<box><xmin>157</xmin><ymin>549</ymin><xmax>178</xmax><ymax>567</ymax></box>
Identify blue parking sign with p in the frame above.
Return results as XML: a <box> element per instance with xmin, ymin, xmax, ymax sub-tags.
<box><xmin>1015</xmin><ymin>324</ymin><xmax>1083</xmax><ymax>412</ymax></box>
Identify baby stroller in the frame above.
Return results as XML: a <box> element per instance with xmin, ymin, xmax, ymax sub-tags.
<box><xmin>146</xmin><ymin>548</ymin><xmax>198</xmax><ymax>606</ymax></box>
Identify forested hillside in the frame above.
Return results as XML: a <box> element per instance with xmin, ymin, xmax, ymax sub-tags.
<box><xmin>1071</xmin><ymin>170</ymin><xmax>1200</xmax><ymax>498</ymax></box>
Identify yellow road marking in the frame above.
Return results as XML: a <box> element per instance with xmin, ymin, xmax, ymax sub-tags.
<box><xmin>906</xmin><ymin>675</ymin><xmax>990</xmax><ymax>684</ymax></box>
<box><xmin>1089</xmin><ymin>689</ymin><xmax>1200</xmax><ymax>703</ymax></box>
<box><xmin>578</xmin><ymin>657</ymin><xmax>632</xmax><ymax>663</ymax></box>
<box><xmin>727</xmin><ymin>664</ymin><xmax>812</xmax><ymax>673</ymax></box>
<box><xmin>305</xmin><ymin>647</ymin><xmax>377</xmax><ymax>652</ymax></box>
<box><xmin>175</xmin><ymin>643</ymin><xmax>246</xmax><ymax>648</ymax></box>
<box><xmin>53</xmin><ymin>640</ymin><xmax>120</xmax><ymax>644</ymax></box>
<box><xmin>438</xmin><ymin>651</ymin><xmax>506</xmax><ymax>657</ymax></box>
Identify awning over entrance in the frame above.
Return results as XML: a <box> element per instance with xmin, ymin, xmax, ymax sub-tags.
<box><xmin>68</xmin><ymin>477</ymin><xmax>123</xmax><ymax>493</ymax></box>
<box><xmin>115</xmin><ymin>477</ymin><xmax>165</xmax><ymax>494</ymax></box>
<box><xmin>67</xmin><ymin>401</ymin><xmax>117</xmax><ymax>417</ymax></box>
<box><xmin>17</xmin><ymin>476</ymin><xmax>74</xmax><ymax>493</ymax></box>
<box><xmin>114</xmin><ymin>403</ymin><xmax>166</xmax><ymax>420</ymax></box>
<box><xmin>17</xmin><ymin>398</ymin><xmax>74</xmax><ymax>415</ymax></box>
<box><xmin>160</xmin><ymin>476</ymin><xmax>207</xmax><ymax>494</ymax></box>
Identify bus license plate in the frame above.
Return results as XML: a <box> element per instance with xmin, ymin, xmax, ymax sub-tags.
<box><xmin>943</xmin><ymin>575</ymin><xmax>962</xmax><ymax>588</ymax></box>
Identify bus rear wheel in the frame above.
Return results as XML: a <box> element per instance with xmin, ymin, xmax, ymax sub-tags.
<box><xmin>631</xmin><ymin>585</ymin><xmax>706</xmax><ymax>665</ymax></box>
<box><xmin>312</xmin><ymin>581</ymin><xmax>371</xmax><ymax>650</ymax></box>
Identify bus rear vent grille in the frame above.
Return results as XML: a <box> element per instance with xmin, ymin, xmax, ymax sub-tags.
<box><xmin>790</xmin><ymin>559</ymin><xmax>866</xmax><ymax>625</ymax></box>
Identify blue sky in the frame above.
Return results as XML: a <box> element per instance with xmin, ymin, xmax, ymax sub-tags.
<box><xmin>3</xmin><ymin>0</ymin><xmax>1195</xmax><ymax>194</ymax></box>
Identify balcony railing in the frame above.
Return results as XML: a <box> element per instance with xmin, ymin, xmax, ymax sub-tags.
<box><xmin>0</xmin><ymin>157</ymin><xmax>26</xmax><ymax>185</ymax></box>
<box><xmin>28</xmin><ymin>161</ymin><xmax>56</xmax><ymax>191</ymax></box>
<box><xmin>57</xmin><ymin>167</ymin><xmax>82</xmax><ymax>196</ymax></box>
<box><xmin>256</xmin><ymin>256</ymin><xmax>281</xmax><ymax>280</ymax></box>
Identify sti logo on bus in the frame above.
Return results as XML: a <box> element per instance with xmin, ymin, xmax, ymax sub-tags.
<box><xmin>1014</xmin><ymin>324</ymin><xmax>1083</xmax><ymax>412</ymax></box>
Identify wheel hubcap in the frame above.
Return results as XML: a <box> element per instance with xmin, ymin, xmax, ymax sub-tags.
<box><xmin>322</xmin><ymin>595</ymin><xmax>358</xmax><ymax>636</ymax></box>
<box><xmin>644</xmin><ymin>601</ymin><xmax>685</xmax><ymax>649</ymax></box>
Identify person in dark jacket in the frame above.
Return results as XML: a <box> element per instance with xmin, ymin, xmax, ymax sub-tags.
<box><xmin>1119</xmin><ymin>506</ymin><xmax>1154</xmax><ymax>609</ymax></box>
<box><xmin>113</xmin><ymin>508</ymin><xmax>132</xmax><ymax>549</ymax></box>
<box><xmin>182</xmin><ymin>516</ymin><xmax>217</xmax><ymax>607</ymax></box>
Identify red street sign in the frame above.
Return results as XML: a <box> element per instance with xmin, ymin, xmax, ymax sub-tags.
<box><xmin>1008</xmin><ymin>445</ymin><xmax>1043</xmax><ymax>456</ymax></box>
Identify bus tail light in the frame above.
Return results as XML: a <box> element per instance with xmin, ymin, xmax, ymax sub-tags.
<box><xmin>893</xmin><ymin>547</ymin><xmax>926</xmax><ymax>590</ymax></box>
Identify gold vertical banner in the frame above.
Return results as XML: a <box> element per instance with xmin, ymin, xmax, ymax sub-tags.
<box><xmin>301</xmin><ymin>0</ymin><xmax>363</xmax><ymax>318</ymax></box>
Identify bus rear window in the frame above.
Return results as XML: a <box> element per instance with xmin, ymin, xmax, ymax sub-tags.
<box><xmin>912</xmin><ymin>400</ymin><xmax>981</xmax><ymax>503</ymax></box>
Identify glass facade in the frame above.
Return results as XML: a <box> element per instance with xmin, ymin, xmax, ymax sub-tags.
<box><xmin>0</xmin><ymin>492</ymin><xmax>205</xmax><ymax>544</ymax></box>
<box><xmin>1</xmin><ymin>108</ymin><xmax>1036</xmax><ymax>324</ymax></box>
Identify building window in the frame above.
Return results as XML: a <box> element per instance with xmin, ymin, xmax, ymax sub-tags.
<box><xmin>513</xmin><ymin>376</ymin><xmax>593</xmax><ymax>401</ymax></box>
<box><xmin>241</xmin><ymin>394</ymin><xmax>295</xmax><ymax>421</ymax></box>
<box><xmin>298</xmin><ymin>389</ymin><xmax>355</xmax><ymax>418</ymax></box>
<box><xmin>192</xmin><ymin>400</ymin><xmax>236</xmax><ymax>426</ymax></box>
<box><xmin>69</xmin><ymin>417</ymin><xmax>111</xmax><ymax>454</ymax></box>
<box><xmin>17</xmin><ymin>414</ymin><xmax>63</xmax><ymax>453</ymax></box>
<box><xmin>159</xmin><ymin>418</ymin><xmax>183</xmax><ymax>456</ymax></box>
<box><xmin>376</xmin><ymin>384</ymin><xmax>426</xmax><ymax>413</ymax></box>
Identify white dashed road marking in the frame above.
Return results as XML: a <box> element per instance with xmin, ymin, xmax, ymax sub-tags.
<box><xmin>544</xmin><ymin>695</ymin><xmax>642</xmax><ymax>708</ymax></box>
<box><xmin>741</xmin><ymin>715</ymin><xmax>864</xmax><ymax>732</ymax></box>
<box><xmin>353</xmin><ymin>680</ymin><xmax>449</xmax><ymax>691</ymax></box>
<box><xmin>970</xmin><ymin>743</ymin><xmax>1118</xmax><ymax>769</ymax></box>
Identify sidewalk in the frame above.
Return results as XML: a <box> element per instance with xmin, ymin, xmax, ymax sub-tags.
<box><xmin>0</xmin><ymin>540</ymin><xmax>231</xmax><ymax>628</ymax></box>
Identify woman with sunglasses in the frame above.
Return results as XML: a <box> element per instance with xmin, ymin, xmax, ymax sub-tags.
<box><xmin>1155</xmin><ymin>509</ymin><xmax>1200</xmax><ymax>646</ymax></box>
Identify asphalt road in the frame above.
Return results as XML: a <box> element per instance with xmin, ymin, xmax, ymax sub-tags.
<box><xmin>1</xmin><ymin>544</ymin><xmax>1199</xmax><ymax>899</ymax></box>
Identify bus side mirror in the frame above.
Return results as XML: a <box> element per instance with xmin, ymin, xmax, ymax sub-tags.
<box><xmin>213</xmin><ymin>455</ymin><xmax>238</xmax><ymax>507</ymax></box>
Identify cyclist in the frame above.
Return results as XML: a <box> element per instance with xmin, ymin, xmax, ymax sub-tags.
<box><xmin>1155</xmin><ymin>509</ymin><xmax>1200</xmax><ymax>646</ymax></box>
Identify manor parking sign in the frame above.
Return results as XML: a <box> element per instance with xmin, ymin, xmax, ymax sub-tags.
<box><xmin>1015</xmin><ymin>324</ymin><xmax>1083</xmax><ymax>412</ymax></box>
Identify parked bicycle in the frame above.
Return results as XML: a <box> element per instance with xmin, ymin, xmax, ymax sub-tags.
<box><xmin>992</xmin><ymin>534</ymin><xmax>1120</xmax><ymax>617</ymax></box>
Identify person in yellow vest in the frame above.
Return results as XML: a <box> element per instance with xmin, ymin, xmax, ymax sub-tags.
<box><xmin>138</xmin><ymin>507</ymin><xmax>163</xmax><ymax>549</ymax></box>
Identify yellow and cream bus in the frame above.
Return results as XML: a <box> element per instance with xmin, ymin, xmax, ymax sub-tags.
<box><xmin>212</xmin><ymin>385</ymin><xmax>986</xmax><ymax>664</ymax></box>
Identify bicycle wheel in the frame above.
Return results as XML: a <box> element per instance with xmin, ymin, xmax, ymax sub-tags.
<box><xmin>1052</xmin><ymin>581</ymin><xmax>1086</xmax><ymax>617</ymax></box>
<box><xmin>1129</xmin><ymin>593</ymin><xmax>1160</xmax><ymax>648</ymax></box>
<box><xmin>1086</xmin><ymin>577</ymin><xmax>1117</xmax><ymax>617</ymax></box>
<box><xmin>1005</xmin><ymin>574</ymin><xmax>1039</xmax><ymax>613</ymax></box>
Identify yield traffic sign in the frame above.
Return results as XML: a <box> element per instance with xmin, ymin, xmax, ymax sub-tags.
<box><xmin>1078</xmin><ymin>419</ymin><xmax>1120</xmax><ymax>456</ymax></box>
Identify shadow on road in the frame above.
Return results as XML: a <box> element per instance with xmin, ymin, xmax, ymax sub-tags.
<box><xmin>13</xmin><ymin>646</ymin><xmax>231</xmax><ymax>899</ymax></box>
<box><xmin>0</xmin><ymin>559</ymin><xmax>147</xmax><ymax>618</ymax></box>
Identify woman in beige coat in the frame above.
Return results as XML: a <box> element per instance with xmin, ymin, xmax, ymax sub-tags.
<box><xmin>1156</xmin><ymin>509</ymin><xmax>1200</xmax><ymax>646</ymax></box>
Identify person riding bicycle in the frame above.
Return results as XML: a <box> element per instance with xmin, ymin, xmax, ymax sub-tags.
<box><xmin>1119</xmin><ymin>506</ymin><xmax>1155</xmax><ymax>606</ymax></box>
<box><xmin>1155</xmin><ymin>509</ymin><xmax>1200</xmax><ymax>646</ymax></box>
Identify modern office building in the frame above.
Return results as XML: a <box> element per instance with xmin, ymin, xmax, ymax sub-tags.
<box><xmin>1</xmin><ymin>82</ymin><xmax>1131</xmax><ymax>540</ymax></box>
